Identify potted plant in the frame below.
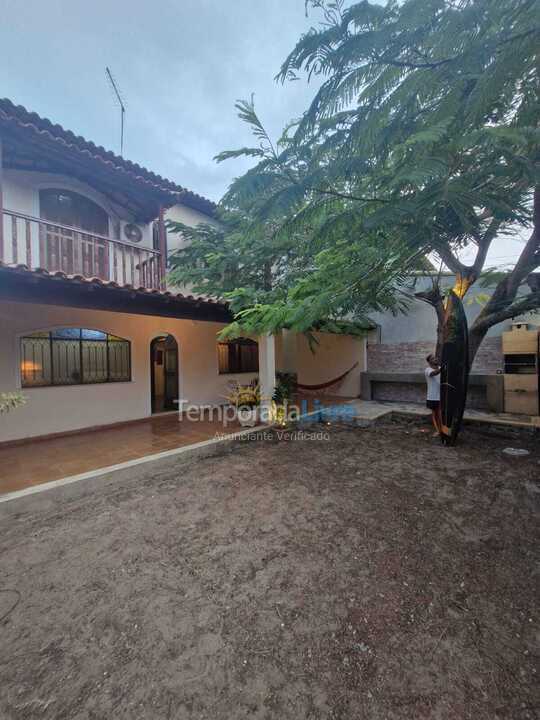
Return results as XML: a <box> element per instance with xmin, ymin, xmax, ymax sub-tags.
<box><xmin>0</xmin><ymin>392</ymin><xmax>27</xmax><ymax>415</ymax></box>
<box><xmin>272</xmin><ymin>372</ymin><xmax>297</xmax><ymax>425</ymax></box>
<box><xmin>225</xmin><ymin>381</ymin><xmax>261</xmax><ymax>427</ymax></box>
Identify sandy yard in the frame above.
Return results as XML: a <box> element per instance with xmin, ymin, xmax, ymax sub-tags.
<box><xmin>1</xmin><ymin>418</ymin><xmax>539</xmax><ymax>719</ymax></box>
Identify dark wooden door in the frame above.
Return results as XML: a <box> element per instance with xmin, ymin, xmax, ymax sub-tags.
<box><xmin>151</xmin><ymin>336</ymin><xmax>179</xmax><ymax>413</ymax></box>
<box><xmin>39</xmin><ymin>189</ymin><xmax>110</xmax><ymax>278</ymax></box>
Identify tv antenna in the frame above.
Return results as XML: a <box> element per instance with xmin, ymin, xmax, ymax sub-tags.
<box><xmin>105</xmin><ymin>66</ymin><xmax>126</xmax><ymax>156</ymax></box>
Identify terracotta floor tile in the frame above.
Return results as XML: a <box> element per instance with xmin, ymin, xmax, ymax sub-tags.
<box><xmin>0</xmin><ymin>414</ymin><xmax>248</xmax><ymax>495</ymax></box>
<box><xmin>0</xmin><ymin>394</ymin><xmax>353</xmax><ymax>496</ymax></box>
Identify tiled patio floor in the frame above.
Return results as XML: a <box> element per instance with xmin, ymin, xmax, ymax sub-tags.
<box><xmin>1</xmin><ymin>395</ymin><xmax>533</xmax><ymax>498</ymax></box>
<box><xmin>0</xmin><ymin>413</ymin><xmax>244</xmax><ymax>496</ymax></box>
<box><xmin>0</xmin><ymin>395</ymin><xmax>356</xmax><ymax>496</ymax></box>
<box><xmin>2</xmin><ymin>393</ymin><xmax>535</xmax><ymax>498</ymax></box>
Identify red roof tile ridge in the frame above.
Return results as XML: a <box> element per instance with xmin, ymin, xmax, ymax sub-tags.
<box><xmin>0</xmin><ymin>98</ymin><xmax>217</xmax><ymax>213</ymax></box>
<box><xmin>0</xmin><ymin>261</ymin><xmax>228</xmax><ymax>308</ymax></box>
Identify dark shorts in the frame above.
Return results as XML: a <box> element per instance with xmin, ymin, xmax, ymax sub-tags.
<box><xmin>426</xmin><ymin>400</ymin><xmax>440</xmax><ymax>410</ymax></box>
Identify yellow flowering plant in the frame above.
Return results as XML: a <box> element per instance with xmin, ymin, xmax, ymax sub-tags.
<box><xmin>0</xmin><ymin>392</ymin><xmax>27</xmax><ymax>415</ymax></box>
<box><xmin>224</xmin><ymin>381</ymin><xmax>260</xmax><ymax>409</ymax></box>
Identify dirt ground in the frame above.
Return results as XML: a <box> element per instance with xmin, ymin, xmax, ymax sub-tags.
<box><xmin>1</xmin><ymin>419</ymin><xmax>539</xmax><ymax>720</ymax></box>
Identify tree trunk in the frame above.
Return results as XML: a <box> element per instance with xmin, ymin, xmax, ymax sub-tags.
<box><xmin>418</xmin><ymin>189</ymin><xmax>539</xmax><ymax>371</ymax></box>
<box><xmin>467</xmin><ymin>187</ymin><xmax>540</xmax><ymax>365</ymax></box>
<box><xmin>414</xmin><ymin>285</ymin><xmax>445</xmax><ymax>359</ymax></box>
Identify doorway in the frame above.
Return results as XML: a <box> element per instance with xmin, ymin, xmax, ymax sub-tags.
<box><xmin>39</xmin><ymin>188</ymin><xmax>110</xmax><ymax>278</ymax></box>
<box><xmin>150</xmin><ymin>335</ymin><xmax>179</xmax><ymax>413</ymax></box>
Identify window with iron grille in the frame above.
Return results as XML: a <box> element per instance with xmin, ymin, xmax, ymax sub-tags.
<box><xmin>217</xmin><ymin>338</ymin><xmax>259</xmax><ymax>374</ymax></box>
<box><xmin>20</xmin><ymin>329</ymin><xmax>131</xmax><ymax>387</ymax></box>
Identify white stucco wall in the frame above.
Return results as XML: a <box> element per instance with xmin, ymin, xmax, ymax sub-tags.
<box><xmin>2</xmin><ymin>172</ymin><xmax>220</xmax><ymax>264</ymax></box>
<box><xmin>165</xmin><ymin>202</ymin><xmax>218</xmax><ymax>255</ymax></box>
<box><xmin>0</xmin><ymin>301</ymin><xmax>257</xmax><ymax>442</ymax></box>
<box><xmin>369</xmin><ymin>275</ymin><xmax>539</xmax><ymax>344</ymax></box>
<box><xmin>294</xmin><ymin>332</ymin><xmax>366</xmax><ymax>398</ymax></box>
<box><xmin>0</xmin><ymin>300</ymin><xmax>366</xmax><ymax>441</ymax></box>
<box><xmin>164</xmin><ymin>202</ymin><xmax>219</xmax><ymax>297</ymax></box>
<box><xmin>1</xmin><ymin>170</ymin><xmax>153</xmax><ymax>262</ymax></box>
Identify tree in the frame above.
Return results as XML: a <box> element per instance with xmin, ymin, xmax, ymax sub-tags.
<box><xmin>169</xmin><ymin>0</ymin><xmax>540</xmax><ymax>361</ymax></box>
<box><xmin>168</xmin><ymin>106</ymin><xmax>425</xmax><ymax>338</ymax></box>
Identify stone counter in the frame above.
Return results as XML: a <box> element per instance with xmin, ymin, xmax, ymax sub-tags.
<box><xmin>360</xmin><ymin>372</ymin><xmax>504</xmax><ymax>413</ymax></box>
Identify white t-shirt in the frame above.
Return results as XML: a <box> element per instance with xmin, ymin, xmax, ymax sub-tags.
<box><xmin>425</xmin><ymin>367</ymin><xmax>441</xmax><ymax>401</ymax></box>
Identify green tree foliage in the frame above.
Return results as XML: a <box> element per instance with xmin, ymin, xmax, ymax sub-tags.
<box><xmin>168</xmin><ymin>99</ymin><xmax>421</xmax><ymax>338</ymax></box>
<box><xmin>169</xmin><ymin>0</ymin><xmax>540</xmax><ymax>358</ymax></box>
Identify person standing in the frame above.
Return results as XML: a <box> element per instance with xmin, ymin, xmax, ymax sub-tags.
<box><xmin>425</xmin><ymin>354</ymin><xmax>442</xmax><ymax>436</ymax></box>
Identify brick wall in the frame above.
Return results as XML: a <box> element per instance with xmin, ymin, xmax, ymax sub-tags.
<box><xmin>367</xmin><ymin>337</ymin><xmax>503</xmax><ymax>374</ymax></box>
<box><xmin>372</xmin><ymin>381</ymin><xmax>425</xmax><ymax>404</ymax></box>
<box><xmin>473</xmin><ymin>337</ymin><xmax>504</xmax><ymax>374</ymax></box>
<box><xmin>371</xmin><ymin>380</ymin><xmax>489</xmax><ymax>409</ymax></box>
<box><xmin>366</xmin><ymin>337</ymin><xmax>502</xmax><ymax>408</ymax></box>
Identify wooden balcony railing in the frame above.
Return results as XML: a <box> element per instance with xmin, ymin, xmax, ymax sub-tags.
<box><xmin>1</xmin><ymin>210</ymin><xmax>163</xmax><ymax>290</ymax></box>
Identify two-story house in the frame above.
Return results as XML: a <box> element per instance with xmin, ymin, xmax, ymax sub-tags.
<box><xmin>0</xmin><ymin>99</ymin><xmax>365</xmax><ymax>451</ymax></box>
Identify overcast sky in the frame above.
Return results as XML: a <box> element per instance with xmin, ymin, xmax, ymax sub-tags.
<box><xmin>0</xmin><ymin>0</ymin><xmax>527</xmax><ymax>267</ymax></box>
<box><xmin>0</xmin><ymin>0</ymin><xmax>321</xmax><ymax>201</ymax></box>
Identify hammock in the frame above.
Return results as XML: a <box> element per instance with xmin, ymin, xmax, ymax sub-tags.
<box><xmin>296</xmin><ymin>362</ymin><xmax>359</xmax><ymax>391</ymax></box>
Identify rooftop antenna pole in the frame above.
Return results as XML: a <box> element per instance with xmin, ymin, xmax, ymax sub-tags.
<box><xmin>105</xmin><ymin>66</ymin><xmax>126</xmax><ymax>156</ymax></box>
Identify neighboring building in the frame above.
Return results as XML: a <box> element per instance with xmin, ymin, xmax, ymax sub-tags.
<box><xmin>364</xmin><ymin>274</ymin><xmax>540</xmax><ymax>412</ymax></box>
<box><xmin>0</xmin><ymin>99</ymin><xmax>365</xmax><ymax>444</ymax></box>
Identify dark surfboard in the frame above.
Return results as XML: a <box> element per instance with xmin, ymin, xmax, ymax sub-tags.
<box><xmin>440</xmin><ymin>290</ymin><xmax>470</xmax><ymax>446</ymax></box>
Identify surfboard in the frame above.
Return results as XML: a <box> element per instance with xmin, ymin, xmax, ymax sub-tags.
<box><xmin>440</xmin><ymin>290</ymin><xmax>470</xmax><ymax>446</ymax></box>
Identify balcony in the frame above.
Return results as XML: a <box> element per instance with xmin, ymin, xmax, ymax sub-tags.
<box><xmin>0</xmin><ymin>210</ymin><xmax>163</xmax><ymax>290</ymax></box>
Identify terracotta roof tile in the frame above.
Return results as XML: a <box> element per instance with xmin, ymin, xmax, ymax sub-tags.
<box><xmin>0</xmin><ymin>98</ymin><xmax>217</xmax><ymax>216</ymax></box>
<box><xmin>0</xmin><ymin>261</ymin><xmax>227</xmax><ymax>309</ymax></box>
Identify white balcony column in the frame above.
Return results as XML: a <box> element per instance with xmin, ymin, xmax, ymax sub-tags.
<box><xmin>158</xmin><ymin>205</ymin><xmax>167</xmax><ymax>289</ymax></box>
<box><xmin>258</xmin><ymin>332</ymin><xmax>276</xmax><ymax>422</ymax></box>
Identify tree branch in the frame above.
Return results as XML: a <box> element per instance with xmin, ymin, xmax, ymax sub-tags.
<box><xmin>497</xmin><ymin>27</ymin><xmax>540</xmax><ymax>47</ymax></box>
<box><xmin>312</xmin><ymin>187</ymin><xmax>390</xmax><ymax>204</ymax></box>
<box><xmin>471</xmin><ymin>219</ymin><xmax>500</xmax><ymax>275</ymax></box>
<box><xmin>371</xmin><ymin>51</ymin><xmax>456</xmax><ymax>70</ymax></box>
<box><xmin>472</xmin><ymin>291</ymin><xmax>540</xmax><ymax>332</ymax></box>
<box><xmin>505</xmin><ymin>191</ymin><xmax>540</xmax><ymax>295</ymax></box>
<box><xmin>433</xmin><ymin>217</ymin><xmax>502</xmax><ymax>285</ymax></box>
<box><xmin>372</xmin><ymin>27</ymin><xmax>540</xmax><ymax>72</ymax></box>
<box><xmin>414</xmin><ymin>285</ymin><xmax>445</xmax><ymax>357</ymax></box>
<box><xmin>469</xmin><ymin>187</ymin><xmax>540</xmax><ymax>351</ymax></box>
<box><xmin>432</xmin><ymin>243</ymin><xmax>467</xmax><ymax>275</ymax></box>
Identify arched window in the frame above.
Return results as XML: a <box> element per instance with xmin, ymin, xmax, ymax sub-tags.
<box><xmin>20</xmin><ymin>329</ymin><xmax>131</xmax><ymax>387</ymax></box>
<box><xmin>39</xmin><ymin>190</ymin><xmax>111</xmax><ymax>277</ymax></box>
<box><xmin>39</xmin><ymin>189</ymin><xmax>109</xmax><ymax>235</ymax></box>
<box><xmin>217</xmin><ymin>338</ymin><xmax>259</xmax><ymax>374</ymax></box>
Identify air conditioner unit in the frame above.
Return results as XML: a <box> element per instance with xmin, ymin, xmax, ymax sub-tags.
<box><xmin>123</xmin><ymin>222</ymin><xmax>143</xmax><ymax>244</ymax></box>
